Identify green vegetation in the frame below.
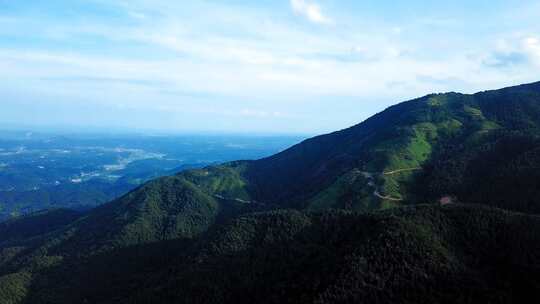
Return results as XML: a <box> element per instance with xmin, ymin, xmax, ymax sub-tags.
<box><xmin>0</xmin><ymin>272</ymin><xmax>31</xmax><ymax>304</ymax></box>
<box><xmin>182</xmin><ymin>162</ymin><xmax>251</xmax><ymax>201</ymax></box>
<box><xmin>2</xmin><ymin>205</ymin><xmax>540</xmax><ymax>303</ymax></box>
<box><xmin>1</xmin><ymin>81</ymin><xmax>540</xmax><ymax>302</ymax></box>
<box><xmin>307</xmin><ymin>170</ymin><xmax>377</xmax><ymax>211</ymax></box>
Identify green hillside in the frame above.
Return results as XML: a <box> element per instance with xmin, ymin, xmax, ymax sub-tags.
<box><xmin>223</xmin><ymin>83</ymin><xmax>540</xmax><ymax>213</ymax></box>
<box><xmin>1</xmin><ymin>81</ymin><xmax>540</xmax><ymax>303</ymax></box>
<box><xmin>3</xmin><ymin>205</ymin><xmax>540</xmax><ymax>303</ymax></box>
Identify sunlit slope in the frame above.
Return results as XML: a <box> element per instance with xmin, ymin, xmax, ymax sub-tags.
<box><xmin>55</xmin><ymin>80</ymin><xmax>540</xmax><ymax>251</ymax></box>
<box><xmin>108</xmin><ymin>81</ymin><xmax>540</xmax><ymax>214</ymax></box>
<box><xmin>242</xmin><ymin>82</ymin><xmax>540</xmax><ymax>212</ymax></box>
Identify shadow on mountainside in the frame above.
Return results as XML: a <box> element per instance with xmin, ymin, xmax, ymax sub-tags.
<box><xmin>20</xmin><ymin>205</ymin><xmax>540</xmax><ymax>304</ymax></box>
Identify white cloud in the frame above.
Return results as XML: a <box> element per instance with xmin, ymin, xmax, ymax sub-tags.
<box><xmin>523</xmin><ymin>36</ymin><xmax>540</xmax><ymax>64</ymax></box>
<box><xmin>2</xmin><ymin>0</ymin><xmax>540</xmax><ymax>133</ymax></box>
<box><xmin>290</xmin><ymin>0</ymin><xmax>332</xmax><ymax>24</ymax></box>
<box><xmin>484</xmin><ymin>35</ymin><xmax>540</xmax><ymax>68</ymax></box>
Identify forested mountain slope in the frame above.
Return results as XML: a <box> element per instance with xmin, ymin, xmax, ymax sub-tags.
<box><xmin>1</xmin><ymin>81</ymin><xmax>540</xmax><ymax>303</ymax></box>
<box><xmin>3</xmin><ymin>205</ymin><xmax>540</xmax><ymax>303</ymax></box>
<box><xmin>246</xmin><ymin>82</ymin><xmax>540</xmax><ymax>211</ymax></box>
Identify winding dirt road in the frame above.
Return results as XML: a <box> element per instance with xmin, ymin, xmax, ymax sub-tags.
<box><xmin>383</xmin><ymin>167</ymin><xmax>422</xmax><ymax>176</ymax></box>
<box><xmin>363</xmin><ymin>167</ymin><xmax>422</xmax><ymax>202</ymax></box>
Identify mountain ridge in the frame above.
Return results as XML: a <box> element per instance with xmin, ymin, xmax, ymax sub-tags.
<box><xmin>1</xmin><ymin>81</ymin><xmax>540</xmax><ymax>303</ymax></box>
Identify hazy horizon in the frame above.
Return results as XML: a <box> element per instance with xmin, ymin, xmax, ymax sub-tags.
<box><xmin>2</xmin><ymin>0</ymin><xmax>540</xmax><ymax>134</ymax></box>
<box><xmin>0</xmin><ymin>123</ymin><xmax>312</xmax><ymax>137</ymax></box>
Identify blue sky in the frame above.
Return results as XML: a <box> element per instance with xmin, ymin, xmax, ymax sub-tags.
<box><xmin>1</xmin><ymin>0</ymin><xmax>539</xmax><ymax>134</ymax></box>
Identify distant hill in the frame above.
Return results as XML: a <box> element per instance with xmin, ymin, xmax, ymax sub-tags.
<box><xmin>1</xmin><ymin>82</ymin><xmax>540</xmax><ymax>303</ymax></box>
<box><xmin>0</xmin><ymin>133</ymin><xmax>303</xmax><ymax>221</ymax></box>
